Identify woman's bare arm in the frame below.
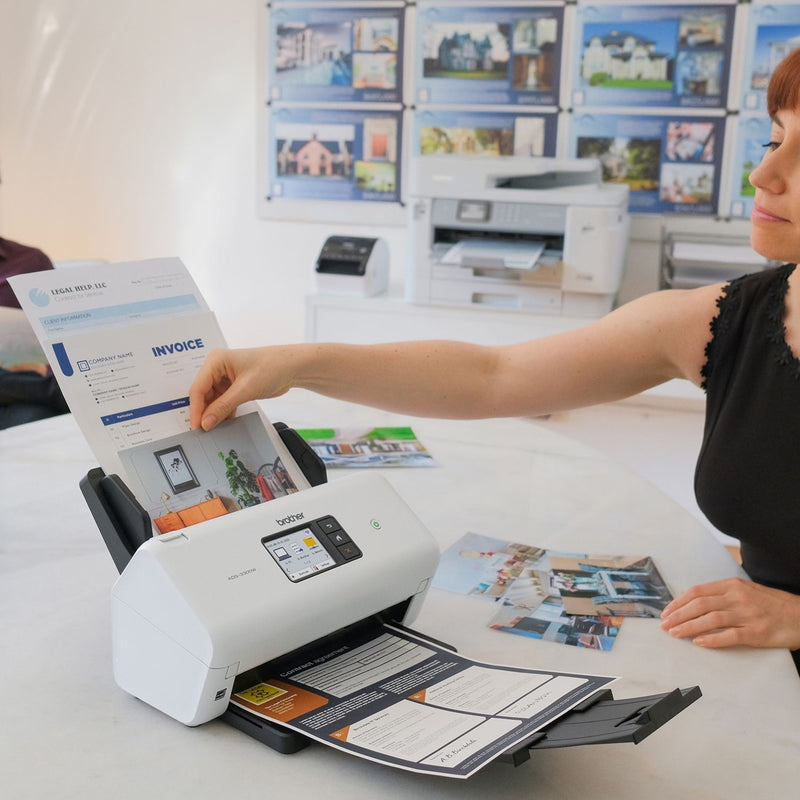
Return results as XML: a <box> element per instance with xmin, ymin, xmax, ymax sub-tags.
<box><xmin>189</xmin><ymin>282</ymin><xmax>722</xmax><ymax>430</ymax></box>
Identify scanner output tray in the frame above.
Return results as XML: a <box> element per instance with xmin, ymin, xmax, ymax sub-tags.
<box><xmin>222</xmin><ymin>676</ymin><xmax>702</xmax><ymax>766</ymax></box>
<box><xmin>220</xmin><ymin>618</ymin><xmax>701</xmax><ymax>766</ymax></box>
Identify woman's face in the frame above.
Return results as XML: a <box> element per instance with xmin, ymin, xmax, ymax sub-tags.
<box><xmin>749</xmin><ymin>106</ymin><xmax>800</xmax><ymax>264</ymax></box>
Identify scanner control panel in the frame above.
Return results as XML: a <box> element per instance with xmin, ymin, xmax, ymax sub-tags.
<box><xmin>261</xmin><ymin>516</ymin><xmax>362</xmax><ymax>583</ymax></box>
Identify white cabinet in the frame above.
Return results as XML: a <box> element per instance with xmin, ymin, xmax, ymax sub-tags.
<box><xmin>305</xmin><ymin>291</ymin><xmax>582</xmax><ymax>345</ymax></box>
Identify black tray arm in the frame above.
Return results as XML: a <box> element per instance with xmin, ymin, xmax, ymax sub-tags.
<box><xmin>273</xmin><ymin>422</ymin><xmax>326</xmax><ymax>487</ymax></box>
<box><xmin>498</xmin><ymin>686</ymin><xmax>702</xmax><ymax>767</ymax></box>
<box><xmin>80</xmin><ymin>468</ymin><xmax>152</xmax><ymax>574</ymax></box>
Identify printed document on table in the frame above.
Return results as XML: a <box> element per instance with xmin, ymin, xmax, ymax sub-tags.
<box><xmin>230</xmin><ymin>620</ymin><xmax>616</xmax><ymax>779</ymax></box>
<box><xmin>296</xmin><ymin>426</ymin><xmax>437</xmax><ymax>468</ymax></box>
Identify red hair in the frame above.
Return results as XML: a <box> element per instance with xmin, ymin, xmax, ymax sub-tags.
<box><xmin>768</xmin><ymin>48</ymin><xmax>800</xmax><ymax>116</ymax></box>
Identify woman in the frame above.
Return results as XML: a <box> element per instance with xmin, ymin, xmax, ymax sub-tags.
<box><xmin>189</xmin><ymin>49</ymin><xmax>800</xmax><ymax>667</ymax></box>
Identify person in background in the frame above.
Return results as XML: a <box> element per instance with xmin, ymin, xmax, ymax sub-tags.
<box><xmin>0</xmin><ymin>360</ymin><xmax>70</xmax><ymax>429</ymax></box>
<box><xmin>188</xmin><ymin>49</ymin><xmax>800</xmax><ymax>671</ymax></box>
<box><xmin>0</xmin><ymin>225</ymin><xmax>69</xmax><ymax>428</ymax></box>
<box><xmin>0</xmin><ymin>235</ymin><xmax>53</xmax><ymax>308</ymax></box>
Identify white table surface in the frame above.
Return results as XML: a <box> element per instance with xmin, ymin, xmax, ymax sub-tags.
<box><xmin>2</xmin><ymin>390</ymin><xmax>798</xmax><ymax>799</ymax></box>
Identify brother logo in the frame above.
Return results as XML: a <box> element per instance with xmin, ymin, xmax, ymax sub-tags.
<box><xmin>276</xmin><ymin>512</ymin><xmax>304</xmax><ymax>526</ymax></box>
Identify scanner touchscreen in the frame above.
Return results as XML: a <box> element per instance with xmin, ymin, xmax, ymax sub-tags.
<box><xmin>262</xmin><ymin>515</ymin><xmax>361</xmax><ymax>583</ymax></box>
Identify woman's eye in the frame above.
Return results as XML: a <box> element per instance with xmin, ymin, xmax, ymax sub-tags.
<box><xmin>762</xmin><ymin>140</ymin><xmax>780</xmax><ymax>153</ymax></box>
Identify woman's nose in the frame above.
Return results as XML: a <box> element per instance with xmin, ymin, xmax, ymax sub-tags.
<box><xmin>749</xmin><ymin>150</ymin><xmax>787</xmax><ymax>194</ymax></box>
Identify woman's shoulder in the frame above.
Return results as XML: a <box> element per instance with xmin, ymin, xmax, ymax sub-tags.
<box><xmin>709</xmin><ymin>263</ymin><xmax>793</xmax><ymax>333</ymax></box>
<box><xmin>662</xmin><ymin>263</ymin><xmax>794</xmax><ymax>331</ymax></box>
<box><xmin>699</xmin><ymin>263</ymin><xmax>795</xmax><ymax>388</ymax></box>
<box><xmin>612</xmin><ymin>266</ymin><xmax>790</xmax><ymax>387</ymax></box>
<box><xmin>719</xmin><ymin>262</ymin><xmax>794</xmax><ymax>297</ymax></box>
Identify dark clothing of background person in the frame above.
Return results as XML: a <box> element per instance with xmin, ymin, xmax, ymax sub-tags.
<box><xmin>0</xmin><ymin>366</ymin><xmax>70</xmax><ymax>429</ymax></box>
<box><xmin>0</xmin><ymin>236</ymin><xmax>67</xmax><ymax>427</ymax></box>
<box><xmin>0</xmin><ymin>236</ymin><xmax>53</xmax><ymax>308</ymax></box>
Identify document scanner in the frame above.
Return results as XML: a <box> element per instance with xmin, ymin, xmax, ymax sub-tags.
<box><xmin>407</xmin><ymin>156</ymin><xmax>630</xmax><ymax>316</ymax></box>
<box><xmin>81</xmin><ymin>423</ymin><xmax>701</xmax><ymax>767</ymax></box>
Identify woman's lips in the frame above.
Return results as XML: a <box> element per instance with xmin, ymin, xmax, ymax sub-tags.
<box><xmin>752</xmin><ymin>204</ymin><xmax>790</xmax><ymax>223</ymax></box>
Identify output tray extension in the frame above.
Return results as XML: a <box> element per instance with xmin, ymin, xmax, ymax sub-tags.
<box><xmin>499</xmin><ymin>686</ymin><xmax>703</xmax><ymax>766</ymax></box>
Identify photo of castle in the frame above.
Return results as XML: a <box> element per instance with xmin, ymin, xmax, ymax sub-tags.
<box><xmin>422</xmin><ymin>22</ymin><xmax>510</xmax><ymax>79</ymax></box>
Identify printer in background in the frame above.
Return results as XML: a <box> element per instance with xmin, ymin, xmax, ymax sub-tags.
<box><xmin>407</xmin><ymin>157</ymin><xmax>630</xmax><ymax>317</ymax></box>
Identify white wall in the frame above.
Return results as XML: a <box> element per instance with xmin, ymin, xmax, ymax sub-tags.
<box><xmin>0</xmin><ymin>0</ymin><xmax>754</xmax><ymax>349</ymax></box>
<box><xmin>0</xmin><ymin>0</ymin><xmax>408</xmax><ymax>346</ymax></box>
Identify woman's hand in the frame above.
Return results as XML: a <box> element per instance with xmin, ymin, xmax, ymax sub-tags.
<box><xmin>188</xmin><ymin>347</ymin><xmax>297</xmax><ymax>431</ymax></box>
<box><xmin>660</xmin><ymin>577</ymin><xmax>800</xmax><ymax>651</ymax></box>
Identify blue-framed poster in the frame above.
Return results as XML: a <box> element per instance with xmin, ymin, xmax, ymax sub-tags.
<box><xmin>571</xmin><ymin>2</ymin><xmax>736</xmax><ymax>110</ymax></box>
<box><xmin>415</xmin><ymin>2</ymin><xmax>565</xmax><ymax>107</ymax></box>
<box><xmin>268</xmin><ymin>4</ymin><xmax>405</xmax><ymax>104</ymax></box>
<box><xmin>567</xmin><ymin>111</ymin><xmax>726</xmax><ymax>214</ymax></box>
<box><xmin>740</xmin><ymin>2</ymin><xmax>800</xmax><ymax>112</ymax></box>
<box><xmin>413</xmin><ymin>108</ymin><xmax>559</xmax><ymax>157</ymax></box>
<box><xmin>259</xmin><ymin>0</ymin><xmax>776</xmax><ymax>230</ymax></box>
<box><xmin>268</xmin><ymin>106</ymin><xmax>403</xmax><ymax>203</ymax></box>
<box><xmin>727</xmin><ymin>114</ymin><xmax>772</xmax><ymax>219</ymax></box>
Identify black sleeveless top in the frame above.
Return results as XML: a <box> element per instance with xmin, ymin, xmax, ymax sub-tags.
<box><xmin>696</xmin><ymin>263</ymin><xmax>800</xmax><ymax>596</ymax></box>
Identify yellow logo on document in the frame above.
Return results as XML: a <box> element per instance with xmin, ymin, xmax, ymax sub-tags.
<box><xmin>234</xmin><ymin>682</ymin><xmax>287</xmax><ymax>706</ymax></box>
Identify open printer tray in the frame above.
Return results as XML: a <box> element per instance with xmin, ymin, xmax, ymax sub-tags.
<box><xmin>222</xmin><ymin>682</ymin><xmax>702</xmax><ymax>765</ymax></box>
<box><xmin>81</xmin><ymin>422</ymin><xmax>701</xmax><ymax>770</ymax></box>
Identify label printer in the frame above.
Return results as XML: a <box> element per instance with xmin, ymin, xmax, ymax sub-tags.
<box><xmin>407</xmin><ymin>157</ymin><xmax>630</xmax><ymax>317</ymax></box>
<box><xmin>314</xmin><ymin>235</ymin><xmax>389</xmax><ymax>297</ymax></box>
<box><xmin>81</xmin><ymin>424</ymin><xmax>700</xmax><ymax>769</ymax></box>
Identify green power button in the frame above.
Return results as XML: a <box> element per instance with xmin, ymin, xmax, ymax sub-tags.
<box><xmin>370</xmin><ymin>519</ymin><xmax>381</xmax><ymax>530</ymax></box>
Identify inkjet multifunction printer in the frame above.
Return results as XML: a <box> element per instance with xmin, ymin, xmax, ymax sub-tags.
<box><xmin>82</xmin><ymin>425</ymin><xmax>700</xmax><ymax>770</ymax></box>
<box><xmin>407</xmin><ymin>156</ymin><xmax>630</xmax><ymax>316</ymax></box>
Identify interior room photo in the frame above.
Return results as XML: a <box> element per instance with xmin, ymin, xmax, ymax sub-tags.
<box><xmin>2</xmin><ymin>1</ymin><xmax>799</xmax><ymax>798</ymax></box>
